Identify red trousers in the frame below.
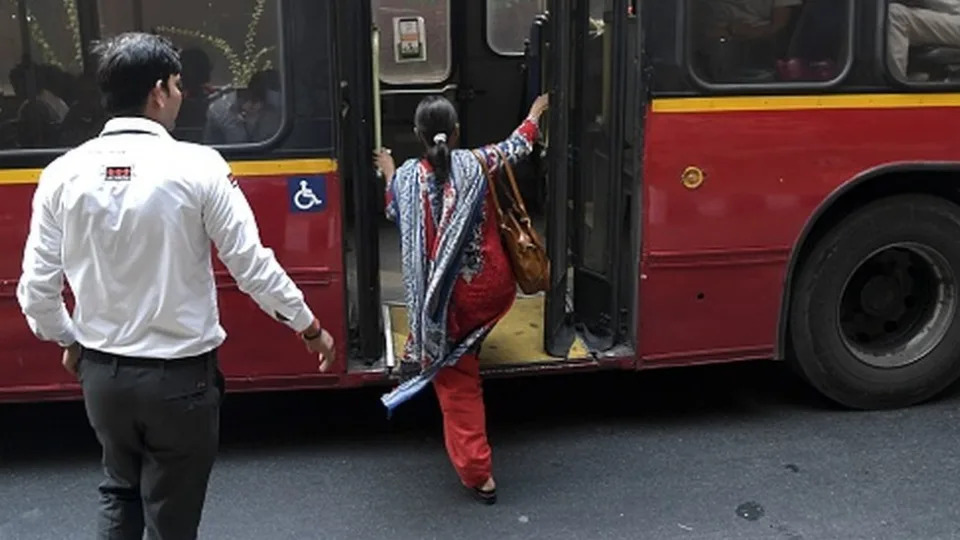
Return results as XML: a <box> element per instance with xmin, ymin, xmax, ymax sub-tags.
<box><xmin>432</xmin><ymin>352</ymin><xmax>492</xmax><ymax>488</ymax></box>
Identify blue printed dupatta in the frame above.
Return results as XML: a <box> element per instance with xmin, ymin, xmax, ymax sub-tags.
<box><xmin>380</xmin><ymin>150</ymin><xmax>495</xmax><ymax>415</ymax></box>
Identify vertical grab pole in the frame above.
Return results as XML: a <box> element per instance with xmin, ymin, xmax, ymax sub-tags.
<box><xmin>372</xmin><ymin>26</ymin><xmax>383</xmax><ymax>153</ymax></box>
<box><xmin>371</xmin><ymin>24</ymin><xmax>393</xmax><ymax>368</ymax></box>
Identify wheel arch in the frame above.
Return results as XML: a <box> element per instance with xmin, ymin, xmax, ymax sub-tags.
<box><xmin>776</xmin><ymin>162</ymin><xmax>960</xmax><ymax>360</ymax></box>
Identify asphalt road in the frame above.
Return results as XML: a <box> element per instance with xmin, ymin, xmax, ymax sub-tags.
<box><xmin>2</xmin><ymin>360</ymin><xmax>960</xmax><ymax>540</ymax></box>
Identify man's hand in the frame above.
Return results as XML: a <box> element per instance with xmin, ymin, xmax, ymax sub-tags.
<box><xmin>62</xmin><ymin>343</ymin><xmax>81</xmax><ymax>377</ymax></box>
<box><xmin>304</xmin><ymin>328</ymin><xmax>336</xmax><ymax>372</ymax></box>
<box><xmin>300</xmin><ymin>319</ymin><xmax>335</xmax><ymax>372</ymax></box>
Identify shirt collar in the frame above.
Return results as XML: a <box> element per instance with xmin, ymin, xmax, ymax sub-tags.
<box><xmin>99</xmin><ymin>117</ymin><xmax>172</xmax><ymax>138</ymax></box>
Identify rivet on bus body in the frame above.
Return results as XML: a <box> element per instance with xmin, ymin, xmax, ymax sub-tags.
<box><xmin>681</xmin><ymin>166</ymin><xmax>705</xmax><ymax>190</ymax></box>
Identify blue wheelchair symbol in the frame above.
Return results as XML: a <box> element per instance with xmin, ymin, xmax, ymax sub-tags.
<box><xmin>288</xmin><ymin>176</ymin><xmax>327</xmax><ymax>213</ymax></box>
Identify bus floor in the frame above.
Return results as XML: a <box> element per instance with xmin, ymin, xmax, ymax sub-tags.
<box><xmin>345</xmin><ymin>217</ymin><xmax>590</xmax><ymax>369</ymax></box>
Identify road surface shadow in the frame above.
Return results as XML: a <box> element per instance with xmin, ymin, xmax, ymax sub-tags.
<box><xmin>3</xmin><ymin>359</ymin><xmax>959</xmax><ymax>465</ymax></box>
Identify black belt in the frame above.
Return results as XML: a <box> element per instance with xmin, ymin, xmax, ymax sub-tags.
<box><xmin>81</xmin><ymin>347</ymin><xmax>217</xmax><ymax>369</ymax></box>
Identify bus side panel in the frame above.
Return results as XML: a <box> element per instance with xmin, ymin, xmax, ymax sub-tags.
<box><xmin>213</xmin><ymin>169</ymin><xmax>346</xmax><ymax>380</ymax></box>
<box><xmin>637</xmin><ymin>101</ymin><xmax>960</xmax><ymax>366</ymax></box>
<box><xmin>0</xmin><ymin>182</ymin><xmax>73</xmax><ymax>400</ymax></box>
<box><xmin>0</xmin><ymin>166</ymin><xmax>347</xmax><ymax>403</ymax></box>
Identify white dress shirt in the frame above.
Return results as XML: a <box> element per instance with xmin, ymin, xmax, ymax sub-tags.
<box><xmin>16</xmin><ymin>117</ymin><xmax>315</xmax><ymax>359</ymax></box>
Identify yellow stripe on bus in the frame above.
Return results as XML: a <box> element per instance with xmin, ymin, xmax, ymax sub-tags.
<box><xmin>0</xmin><ymin>158</ymin><xmax>338</xmax><ymax>186</ymax></box>
<box><xmin>651</xmin><ymin>93</ymin><xmax>960</xmax><ymax>113</ymax></box>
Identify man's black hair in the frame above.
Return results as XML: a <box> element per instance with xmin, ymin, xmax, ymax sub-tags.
<box><xmin>91</xmin><ymin>32</ymin><xmax>182</xmax><ymax>116</ymax></box>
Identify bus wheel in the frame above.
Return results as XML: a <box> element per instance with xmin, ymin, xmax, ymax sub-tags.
<box><xmin>790</xmin><ymin>194</ymin><xmax>960</xmax><ymax>410</ymax></box>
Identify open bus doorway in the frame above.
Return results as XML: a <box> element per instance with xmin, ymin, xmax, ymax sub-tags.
<box><xmin>341</xmin><ymin>0</ymin><xmax>639</xmax><ymax>374</ymax></box>
<box><xmin>369</xmin><ymin>0</ymin><xmax>585</xmax><ymax>374</ymax></box>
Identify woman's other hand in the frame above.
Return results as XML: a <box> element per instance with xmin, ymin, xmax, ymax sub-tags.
<box><xmin>528</xmin><ymin>93</ymin><xmax>549</xmax><ymax>120</ymax></box>
<box><xmin>374</xmin><ymin>147</ymin><xmax>396</xmax><ymax>180</ymax></box>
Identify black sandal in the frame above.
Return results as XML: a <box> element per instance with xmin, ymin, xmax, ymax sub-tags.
<box><xmin>471</xmin><ymin>486</ymin><xmax>497</xmax><ymax>505</ymax></box>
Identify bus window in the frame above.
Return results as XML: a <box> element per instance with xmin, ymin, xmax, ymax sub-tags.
<box><xmin>486</xmin><ymin>0</ymin><xmax>547</xmax><ymax>56</ymax></box>
<box><xmin>688</xmin><ymin>0</ymin><xmax>850</xmax><ymax>86</ymax></box>
<box><xmin>373</xmin><ymin>0</ymin><xmax>451</xmax><ymax>85</ymax></box>
<box><xmin>580</xmin><ymin>0</ymin><xmax>615</xmax><ymax>273</ymax></box>
<box><xmin>112</xmin><ymin>0</ymin><xmax>284</xmax><ymax>145</ymax></box>
<box><xmin>885</xmin><ymin>0</ymin><xmax>960</xmax><ymax>84</ymax></box>
<box><xmin>0</xmin><ymin>0</ymin><xmax>82</xmax><ymax>150</ymax></box>
<box><xmin>0</xmin><ymin>0</ymin><xmax>285</xmax><ymax>151</ymax></box>
<box><xmin>583</xmin><ymin>1</ymin><xmax>612</xmax><ymax>129</ymax></box>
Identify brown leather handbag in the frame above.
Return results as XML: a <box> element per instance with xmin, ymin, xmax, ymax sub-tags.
<box><xmin>472</xmin><ymin>147</ymin><xmax>550</xmax><ymax>294</ymax></box>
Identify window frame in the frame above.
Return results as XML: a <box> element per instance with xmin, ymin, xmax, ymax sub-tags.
<box><xmin>0</xmin><ymin>0</ymin><xmax>292</xmax><ymax>159</ymax></box>
<box><xmin>682</xmin><ymin>0</ymin><xmax>857</xmax><ymax>94</ymax></box>
<box><xmin>484</xmin><ymin>0</ymin><xmax>547</xmax><ymax>58</ymax></box>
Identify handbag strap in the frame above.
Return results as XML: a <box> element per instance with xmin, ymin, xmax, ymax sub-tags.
<box><xmin>490</xmin><ymin>146</ymin><xmax>530</xmax><ymax>218</ymax></box>
<box><xmin>471</xmin><ymin>149</ymin><xmax>505</xmax><ymax>222</ymax></box>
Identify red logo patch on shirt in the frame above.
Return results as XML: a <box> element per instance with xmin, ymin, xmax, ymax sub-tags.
<box><xmin>104</xmin><ymin>166</ymin><xmax>132</xmax><ymax>182</ymax></box>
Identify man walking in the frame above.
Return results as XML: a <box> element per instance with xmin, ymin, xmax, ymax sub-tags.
<box><xmin>16</xmin><ymin>32</ymin><xmax>334</xmax><ymax>539</ymax></box>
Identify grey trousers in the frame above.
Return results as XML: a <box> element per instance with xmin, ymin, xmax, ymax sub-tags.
<box><xmin>77</xmin><ymin>348</ymin><xmax>224</xmax><ymax>540</ymax></box>
<box><xmin>888</xmin><ymin>3</ymin><xmax>960</xmax><ymax>79</ymax></box>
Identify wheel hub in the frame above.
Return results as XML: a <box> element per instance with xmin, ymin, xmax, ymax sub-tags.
<box><xmin>859</xmin><ymin>274</ymin><xmax>905</xmax><ymax>319</ymax></box>
<box><xmin>837</xmin><ymin>243</ymin><xmax>956</xmax><ymax>369</ymax></box>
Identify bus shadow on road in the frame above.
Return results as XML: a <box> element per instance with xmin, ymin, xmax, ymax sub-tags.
<box><xmin>3</xmin><ymin>359</ymin><xmax>960</xmax><ymax>466</ymax></box>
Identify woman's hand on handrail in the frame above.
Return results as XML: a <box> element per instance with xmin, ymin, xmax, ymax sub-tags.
<box><xmin>528</xmin><ymin>93</ymin><xmax>549</xmax><ymax>121</ymax></box>
<box><xmin>374</xmin><ymin>147</ymin><xmax>396</xmax><ymax>181</ymax></box>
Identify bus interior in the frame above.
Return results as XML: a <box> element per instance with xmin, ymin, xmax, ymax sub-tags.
<box><xmin>341</xmin><ymin>0</ymin><xmax>641</xmax><ymax>374</ymax></box>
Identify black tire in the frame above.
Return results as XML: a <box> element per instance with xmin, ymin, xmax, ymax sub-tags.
<box><xmin>790</xmin><ymin>194</ymin><xmax>960</xmax><ymax>410</ymax></box>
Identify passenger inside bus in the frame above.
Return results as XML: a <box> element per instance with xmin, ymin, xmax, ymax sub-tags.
<box><xmin>203</xmin><ymin>69</ymin><xmax>282</xmax><ymax>145</ymax></box>
<box><xmin>0</xmin><ymin>0</ymin><xmax>287</xmax><ymax>152</ymax></box>
<box><xmin>9</xmin><ymin>63</ymin><xmax>71</xmax><ymax>123</ymax></box>
<box><xmin>3</xmin><ymin>62</ymin><xmax>71</xmax><ymax>148</ymax></box>
<box><xmin>887</xmin><ymin>0</ymin><xmax>960</xmax><ymax>82</ymax></box>
<box><xmin>58</xmin><ymin>74</ymin><xmax>106</xmax><ymax>148</ymax></box>
<box><xmin>778</xmin><ymin>0</ymin><xmax>846</xmax><ymax>80</ymax></box>
<box><xmin>691</xmin><ymin>0</ymin><xmax>847</xmax><ymax>83</ymax></box>
<box><xmin>174</xmin><ymin>48</ymin><xmax>215</xmax><ymax>143</ymax></box>
<box><xmin>692</xmin><ymin>0</ymin><xmax>802</xmax><ymax>83</ymax></box>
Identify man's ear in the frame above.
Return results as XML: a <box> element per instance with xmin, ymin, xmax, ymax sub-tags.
<box><xmin>143</xmin><ymin>81</ymin><xmax>158</xmax><ymax>109</ymax></box>
<box><xmin>147</xmin><ymin>80</ymin><xmax>160</xmax><ymax>104</ymax></box>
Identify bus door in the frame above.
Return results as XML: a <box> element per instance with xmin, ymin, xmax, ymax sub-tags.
<box><xmin>546</xmin><ymin>0</ymin><xmax>641</xmax><ymax>354</ymax></box>
<box><xmin>335</xmin><ymin>0</ymin><xmax>383</xmax><ymax>364</ymax></box>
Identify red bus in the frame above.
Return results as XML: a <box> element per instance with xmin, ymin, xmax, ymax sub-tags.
<box><xmin>2</xmin><ymin>0</ymin><xmax>959</xmax><ymax>410</ymax></box>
